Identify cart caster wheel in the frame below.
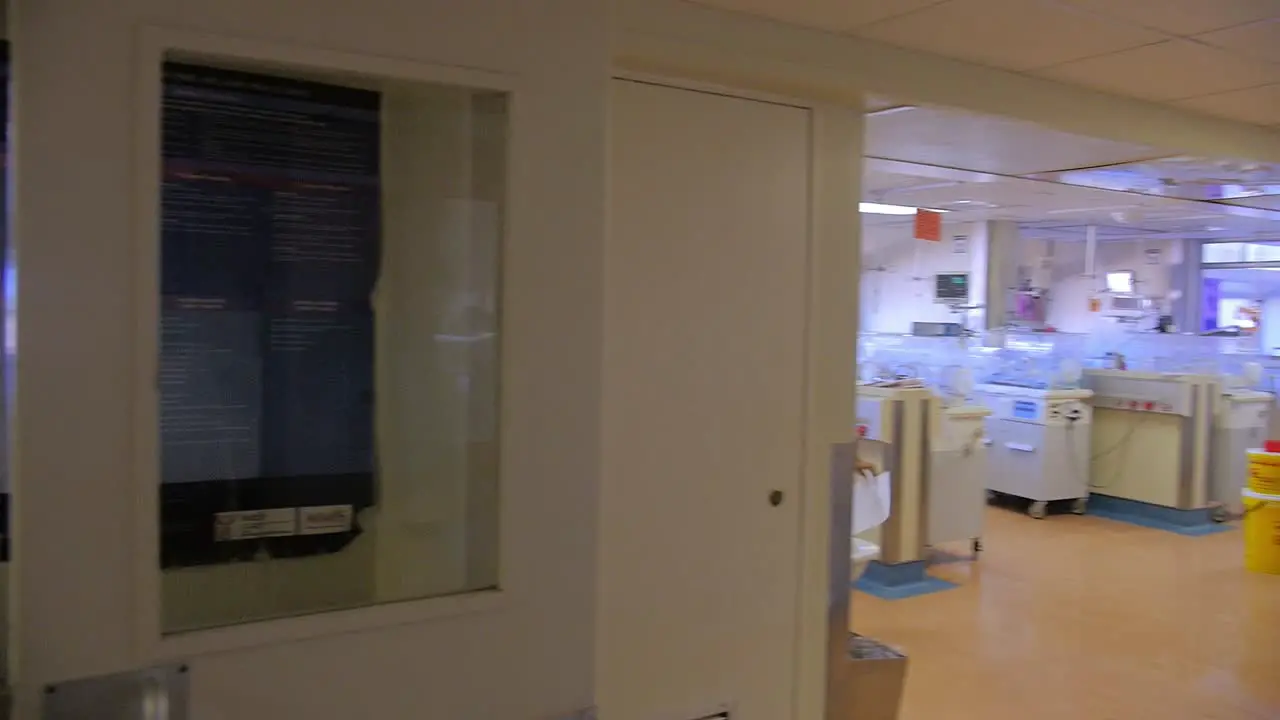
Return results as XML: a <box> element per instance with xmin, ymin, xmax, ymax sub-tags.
<box><xmin>1028</xmin><ymin>501</ymin><xmax>1048</xmax><ymax>519</ymax></box>
<box><xmin>972</xmin><ymin>538</ymin><xmax>983</xmax><ymax>555</ymax></box>
<box><xmin>1211</xmin><ymin>506</ymin><xmax>1229</xmax><ymax>523</ymax></box>
<box><xmin>1071</xmin><ymin>498</ymin><xmax>1088</xmax><ymax>515</ymax></box>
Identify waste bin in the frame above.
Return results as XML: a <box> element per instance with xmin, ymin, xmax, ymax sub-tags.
<box><xmin>846</xmin><ymin>634</ymin><xmax>908</xmax><ymax>720</ymax></box>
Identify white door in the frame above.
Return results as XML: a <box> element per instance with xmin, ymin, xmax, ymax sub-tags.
<box><xmin>6</xmin><ymin>5</ymin><xmax>606</xmax><ymax>719</ymax></box>
<box><xmin>598</xmin><ymin>79</ymin><xmax>812</xmax><ymax>720</ymax></box>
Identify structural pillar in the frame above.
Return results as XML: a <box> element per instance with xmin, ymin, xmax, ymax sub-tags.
<box><xmin>968</xmin><ymin>220</ymin><xmax>1021</xmax><ymax>330</ymax></box>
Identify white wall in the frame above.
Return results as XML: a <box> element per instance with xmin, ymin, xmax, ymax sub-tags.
<box><xmin>861</xmin><ymin>221</ymin><xmax>972</xmax><ymax>333</ymax></box>
<box><xmin>10</xmin><ymin>2</ymin><xmax>606</xmax><ymax>719</ymax></box>
<box><xmin>860</xmin><ymin>220</ymin><xmax>1041</xmax><ymax>333</ymax></box>
<box><xmin>861</xmin><ymin>222</ymin><xmax>1181</xmax><ymax>335</ymax></box>
<box><xmin>1047</xmin><ymin>239</ymin><xmax>1179</xmax><ymax>332</ymax></box>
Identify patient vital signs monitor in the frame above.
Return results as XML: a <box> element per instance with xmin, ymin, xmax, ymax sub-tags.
<box><xmin>934</xmin><ymin>273</ymin><xmax>969</xmax><ymax>303</ymax></box>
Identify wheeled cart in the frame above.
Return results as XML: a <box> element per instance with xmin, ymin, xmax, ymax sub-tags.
<box><xmin>975</xmin><ymin>385</ymin><xmax>1093</xmax><ymax>518</ymax></box>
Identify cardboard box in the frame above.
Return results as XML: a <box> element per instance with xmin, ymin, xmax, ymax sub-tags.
<box><xmin>843</xmin><ymin>634</ymin><xmax>908</xmax><ymax>720</ymax></box>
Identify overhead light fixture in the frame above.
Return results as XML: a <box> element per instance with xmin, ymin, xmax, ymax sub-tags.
<box><xmin>1045</xmin><ymin>204</ymin><xmax>1143</xmax><ymax>216</ymax></box>
<box><xmin>859</xmin><ymin>202</ymin><xmax>946</xmax><ymax>216</ymax></box>
<box><xmin>942</xmin><ymin>199</ymin><xmax>999</xmax><ymax>209</ymax></box>
<box><xmin>1161</xmin><ymin>214</ymin><xmax>1228</xmax><ymax>222</ymax></box>
<box><xmin>865</xmin><ymin>105</ymin><xmax>917</xmax><ymax>118</ymax></box>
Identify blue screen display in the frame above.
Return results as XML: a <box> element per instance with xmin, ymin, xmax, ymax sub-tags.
<box><xmin>1012</xmin><ymin>400</ymin><xmax>1039</xmax><ymax>420</ymax></box>
<box><xmin>158</xmin><ymin>63</ymin><xmax>380</xmax><ymax>484</ymax></box>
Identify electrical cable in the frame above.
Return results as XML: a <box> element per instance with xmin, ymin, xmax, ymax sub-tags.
<box><xmin>1063</xmin><ymin>411</ymin><xmax>1088</xmax><ymax>494</ymax></box>
<box><xmin>1087</xmin><ymin>411</ymin><xmax>1150</xmax><ymax>490</ymax></box>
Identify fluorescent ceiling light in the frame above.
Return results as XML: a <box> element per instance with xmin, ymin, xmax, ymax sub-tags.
<box><xmin>860</xmin><ymin>202</ymin><xmax>946</xmax><ymax>216</ymax></box>
<box><xmin>865</xmin><ymin>105</ymin><xmax>916</xmax><ymax>118</ymax></box>
<box><xmin>1044</xmin><ymin>204</ymin><xmax>1143</xmax><ymax>216</ymax></box>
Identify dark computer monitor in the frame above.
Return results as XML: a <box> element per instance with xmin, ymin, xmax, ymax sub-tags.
<box><xmin>934</xmin><ymin>273</ymin><xmax>969</xmax><ymax>302</ymax></box>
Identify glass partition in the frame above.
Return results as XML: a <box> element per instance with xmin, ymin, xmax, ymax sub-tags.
<box><xmin>158</xmin><ymin>59</ymin><xmax>505</xmax><ymax>631</ymax></box>
<box><xmin>857</xmin><ymin>332</ymin><xmax>980</xmax><ymax>402</ymax></box>
<box><xmin>980</xmin><ymin>331</ymin><xmax>1086</xmax><ymax>390</ymax></box>
<box><xmin>1201</xmin><ymin>241</ymin><xmax>1280</xmax><ymax>265</ymax></box>
<box><xmin>1088</xmin><ymin>333</ymin><xmax>1232</xmax><ymax>374</ymax></box>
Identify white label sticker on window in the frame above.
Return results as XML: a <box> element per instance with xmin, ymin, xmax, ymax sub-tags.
<box><xmin>213</xmin><ymin>508</ymin><xmax>297</xmax><ymax>542</ymax></box>
<box><xmin>299</xmin><ymin>505</ymin><xmax>354</xmax><ymax>535</ymax></box>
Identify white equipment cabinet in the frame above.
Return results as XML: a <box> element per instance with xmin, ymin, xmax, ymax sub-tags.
<box><xmin>929</xmin><ymin>405</ymin><xmax>991</xmax><ymax>553</ymax></box>
<box><xmin>977</xmin><ymin>385</ymin><xmax>1094</xmax><ymax>518</ymax></box>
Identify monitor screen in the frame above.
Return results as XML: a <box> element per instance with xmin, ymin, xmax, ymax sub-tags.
<box><xmin>1106</xmin><ymin>271</ymin><xmax>1135</xmax><ymax>293</ymax></box>
<box><xmin>935</xmin><ymin>273</ymin><xmax>969</xmax><ymax>302</ymax></box>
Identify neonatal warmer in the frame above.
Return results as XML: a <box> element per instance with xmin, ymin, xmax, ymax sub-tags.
<box><xmin>977</xmin><ymin>385</ymin><xmax>1092</xmax><ymax>518</ymax></box>
<box><xmin>1084</xmin><ymin>369</ymin><xmax>1211</xmax><ymax>511</ymax></box>
<box><xmin>973</xmin><ymin>333</ymin><xmax>1093</xmax><ymax>518</ymax></box>
<box><xmin>859</xmin><ymin>334</ymin><xmax>991</xmax><ymax>551</ymax></box>
<box><xmin>853</xmin><ymin>384</ymin><xmax>936</xmax><ymax>565</ymax></box>
<box><xmin>1085</xmin><ymin>335</ymin><xmax>1271</xmax><ymax>519</ymax></box>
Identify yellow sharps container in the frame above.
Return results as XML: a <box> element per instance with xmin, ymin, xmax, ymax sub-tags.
<box><xmin>1243</xmin><ymin>489</ymin><xmax>1280</xmax><ymax>575</ymax></box>
<box><xmin>1247</xmin><ymin>444</ymin><xmax>1280</xmax><ymax>495</ymax></box>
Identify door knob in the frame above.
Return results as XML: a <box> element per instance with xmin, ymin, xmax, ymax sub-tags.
<box><xmin>768</xmin><ymin>490</ymin><xmax>785</xmax><ymax>506</ymax></box>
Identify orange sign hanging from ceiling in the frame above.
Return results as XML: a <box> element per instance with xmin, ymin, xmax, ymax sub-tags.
<box><xmin>913</xmin><ymin>209</ymin><xmax>942</xmax><ymax>242</ymax></box>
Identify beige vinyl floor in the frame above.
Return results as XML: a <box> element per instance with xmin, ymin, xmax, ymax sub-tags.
<box><xmin>853</xmin><ymin>508</ymin><xmax>1280</xmax><ymax>720</ymax></box>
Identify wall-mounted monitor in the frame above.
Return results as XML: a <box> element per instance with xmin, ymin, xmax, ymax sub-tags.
<box><xmin>1106</xmin><ymin>270</ymin><xmax>1135</xmax><ymax>294</ymax></box>
<box><xmin>934</xmin><ymin>272</ymin><xmax>969</xmax><ymax>303</ymax></box>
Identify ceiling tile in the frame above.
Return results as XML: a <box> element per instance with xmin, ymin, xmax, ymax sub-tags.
<box><xmin>1037</xmin><ymin>39</ymin><xmax>1280</xmax><ymax>101</ymax></box>
<box><xmin>853</xmin><ymin>0</ymin><xmax>1165</xmax><ymax>71</ymax></box>
<box><xmin>866</xmin><ymin>105</ymin><xmax>1163</xmax><ymax>175</ymax></box>
<box><xmin>863</xmin><ymin>166</ymin><xmax>946</xmax><ymax>193</ymax></box>
<box><xmin>863</xmin><ymin>158</ymin><xmax>1280</xmax><ymax>236</ymax></box>
<box><xmin>1028</xmin><ymin>156</ymin><xmax>1280</xmax><ymax>201</ymax></box>
<box><xmin>1178</xmin><ymin>84</ymin><xmax>1280</xmax><ymax>127</ymax></box>
<box><xmin>688</xmin><ymin>0</ymin><xmax>949</xmax><ymax>33</ymax></box>
<box><xmin>1224</xmin><ymin>195</ymin><xmax>1280</xmax><ymax>211</ymax></box>
<box><xmin>1196</xmin><ymin>18</ymin><xmax>1280</xmax><ymax>63</ymax></box>
<box><xmin>1060</xmin><ymin>0</ymin><xmax>1280</xmax><ymax>36</ymax></box>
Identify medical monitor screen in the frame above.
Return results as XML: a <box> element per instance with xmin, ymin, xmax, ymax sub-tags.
<box><xmin>934</xmin><ymin>273</ymin><xmax>969</xmax><ymax>302</ymax></box>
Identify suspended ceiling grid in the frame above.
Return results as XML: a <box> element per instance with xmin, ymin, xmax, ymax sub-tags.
<box><xmin>863</xmin><ymin>103</ymin><xmax>1280</xmax><ymax>232</ymax></box>
<box><xmin>862</xmin><ymin>157</ymin><xmax>1280</xmax><ymax>243</ymax></box>
<box><xmin>693</xmin><ymin>0</ymin><xmax>1280</xmax><ymax>128</ymax></box>
<box><xmin>864</xmin><ymin>103</ymin><xmax>1167</xmax><ymax>175</ymax></box>
<box><xmin>1026</xmin><ymin>157</ymin><xmax>1280</xmax><ymax>208</ymax></box>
